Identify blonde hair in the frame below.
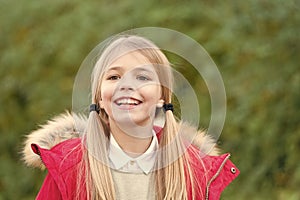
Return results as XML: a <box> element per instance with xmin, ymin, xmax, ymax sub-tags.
<box><xmin>77</xmin><ymin>35</ymin><xmax>200</xmax><ymax>199</ymax></box>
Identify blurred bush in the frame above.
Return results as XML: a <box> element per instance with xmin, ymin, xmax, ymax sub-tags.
<box><xmin>0</xmin><ymin>0</ymin><xmax>299</xmax><ymax>199</ymax></box>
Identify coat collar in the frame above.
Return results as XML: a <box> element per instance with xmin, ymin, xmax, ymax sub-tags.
<box><xmin>23</xmin><ymin>111</ymin><xmax>219</xmax><ymax>169</ymax></box>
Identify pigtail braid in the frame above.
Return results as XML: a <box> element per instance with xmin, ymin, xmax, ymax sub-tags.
<box><xmin>156</xmin><ymin>109</ymin><xmax>196</xmax><ymax>199</ymax></box>
<box><xmin>79</xmin><ymin>111</ymin><xmax>115</xmax><ymax>200</ymax></box>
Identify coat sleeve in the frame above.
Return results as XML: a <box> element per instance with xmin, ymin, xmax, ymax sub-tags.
<box><xmin>36</xmin><ymin>173</ymin><xmax>62</xmax><ymax>200</ymax></box>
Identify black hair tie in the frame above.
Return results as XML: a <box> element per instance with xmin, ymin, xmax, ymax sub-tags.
<box><xmin>163</xmin><ymin>103</ymin><xmax>174</xmax><ymax>113</ymax></box>
<box><xmin>90</xmin><ymin>104</ymin><xmax>100</xmax><ymax>114</ymax></box>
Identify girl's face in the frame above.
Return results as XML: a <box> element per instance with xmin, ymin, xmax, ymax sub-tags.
<box><xmin>100</xmin><ymin>51</ymin><xmax>164</xmax><ymax>129</ymax></box>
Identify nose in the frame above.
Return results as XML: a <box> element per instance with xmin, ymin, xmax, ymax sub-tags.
<box><xmin>120</xmin><ymin>83</ymin><xmax>134</xmax><ymax>91</ymax></box>
<box><xmin>118</xmin><ymin>75</ymin><xmax>135</xmax><ymax>91</ymax></box>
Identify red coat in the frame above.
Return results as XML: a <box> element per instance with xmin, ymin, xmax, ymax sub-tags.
<box><xmin>31</xmin><ymin>138</ymin><xmax>239</xmax><ymax>200</ymax></box>
<box><xmin>23</xmin><ymin>113</ymin><xmax>239</xmax><ymax>200</ymax></box>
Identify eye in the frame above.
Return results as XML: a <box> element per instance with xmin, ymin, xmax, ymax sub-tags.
<box><xmin>136</xmin><ymin>74</ymin><xmax>151</xmax><ymax>81</ymax></box>
<box><xmin>107</xmin><ymin>75</ymin><xmax>121</xmax><ymax>80</ymax></box>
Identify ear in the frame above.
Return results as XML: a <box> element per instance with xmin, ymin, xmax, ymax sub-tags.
<box><xmin>156</xmin><ymin>99</ymin><xmax>164</xmax><ymax>108</ymax></box>
<box><xmin>99</xmin><ymin>99</ymin><xmax>104</xmax><ymax>109</ymax></box>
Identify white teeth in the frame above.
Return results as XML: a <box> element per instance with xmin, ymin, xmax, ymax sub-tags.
<box><xmin>116</xmin><ymin>98</ymin><xmax>140</xmax><ymax>105</ymax></box>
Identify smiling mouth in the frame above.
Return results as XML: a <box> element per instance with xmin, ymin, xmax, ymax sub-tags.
<box><xmin>114</xmin><ymin>97</ymin><xmax>142</xmax><ymax>106</ymax></box>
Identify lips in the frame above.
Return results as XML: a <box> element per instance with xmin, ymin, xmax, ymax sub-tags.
<box><xmin>114</xmin><ymin>97</ymin><xmax>142</xmax><ymax>107</ymax></box>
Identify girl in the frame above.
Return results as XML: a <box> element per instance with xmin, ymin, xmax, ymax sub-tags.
<box><xmin>23</xmin><ymin>35</ymin><xmax>239</xmax><ymax>200</ymax></box>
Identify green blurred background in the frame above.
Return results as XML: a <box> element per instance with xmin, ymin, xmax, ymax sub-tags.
<box><xmin>0</xmin><ymin>0</ymin><xmax>299</xmax><ymax>199</ymax></box>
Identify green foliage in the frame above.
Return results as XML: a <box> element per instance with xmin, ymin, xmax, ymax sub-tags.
<box><xmin>0</xmin><ymin>0</ymin><xmax>299</xmax><ymax>199</ymax></box>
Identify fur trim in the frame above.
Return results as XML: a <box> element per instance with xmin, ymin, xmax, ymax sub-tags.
<box><xmin>22</xmin><ymin>112</ymin><xmax>219</xmax><ymax>169</ymax></box>
<box><xmin>179</xmin><ymin>122</ymin><xmax>220</xmax><ymax>156</ymax></box>
<box><xmin>22</xmin><ymin>111</ymin><xmax>87</xmax><ymax>169</ymax></box>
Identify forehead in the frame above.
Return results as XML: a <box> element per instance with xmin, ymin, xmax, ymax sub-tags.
<box><xmin>106</xmin><ymin>51</ymin><xmax>157</xmax><ymax>73</ymax></box>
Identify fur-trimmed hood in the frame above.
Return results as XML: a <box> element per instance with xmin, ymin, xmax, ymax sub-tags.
<box><xmin>22</xmin><ymin>112</ymin><xmax>219</xmax><ymax>169</ymax></box>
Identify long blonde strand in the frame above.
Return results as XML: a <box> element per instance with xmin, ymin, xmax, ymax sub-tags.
<box><xmin>156</xmin><ymin>110</ymin><xmax>196</xmax><ymax>199</ymax></box>
<box><xmin>84</xmin><ymin>111</ymin><xmax>115</xmax><ymax>200</ymax></box>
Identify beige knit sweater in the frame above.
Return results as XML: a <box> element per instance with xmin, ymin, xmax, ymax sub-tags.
<box><xmin>111</xmin><ymin>170</ymin><xmax>155</xmax><ymax>200</ymax></box>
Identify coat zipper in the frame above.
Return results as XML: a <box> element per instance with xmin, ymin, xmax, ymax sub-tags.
<box><xmin>205</xmin><ymin>154</ymin><xmax>231</xmax><ymax>200</ymax></box>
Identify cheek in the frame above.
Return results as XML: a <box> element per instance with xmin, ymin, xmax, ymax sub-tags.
<box><xmin>101</xmin><ymin>90</ymin><xmax>111</xmax><ymax>103</ymax></box>
<box><xmin>100</xmin><ymin>84</ymin><xmax>115</xmax><ymax>107</ymax></box>
<box><xmin>141</xmin><ymin>85</ymin><xmax>162</xmax><ymax>102</ymax></box>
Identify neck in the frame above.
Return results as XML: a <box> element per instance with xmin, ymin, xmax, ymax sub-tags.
<box><xmin>109</xmin><ymin>119</ymin><xmax>154</xmax><ymax>157</ymax></box>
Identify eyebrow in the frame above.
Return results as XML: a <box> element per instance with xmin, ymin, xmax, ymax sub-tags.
<box><xmin>106</xmin><ymin>65</ymin><xmax>156</xmax><ymax>74</ymax></box>
<box><xmin>106</xmin><ymin>66</ymin><xmax>123</xmax><ymax>72</ymax></box>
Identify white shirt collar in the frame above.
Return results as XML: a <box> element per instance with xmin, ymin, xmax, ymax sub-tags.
<box><xmin>109</xmin><ymin>130</ymin><xmax>158</xmax><ymax>174</ymax></box>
